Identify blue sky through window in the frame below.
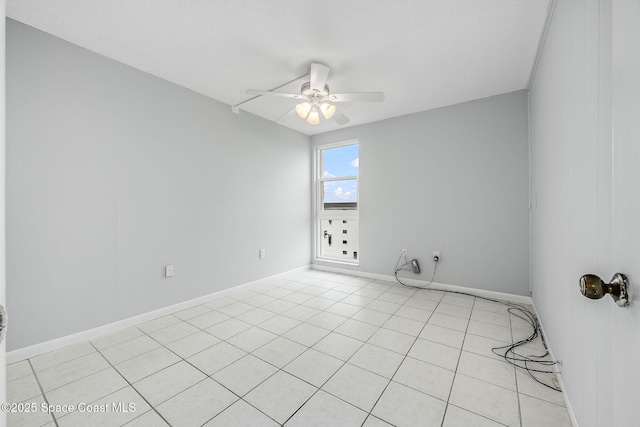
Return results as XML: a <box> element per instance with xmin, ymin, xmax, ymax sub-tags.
<box><xmin>322</xmin><ymin>144</ymin><xmax>358</xmax><ymax>204</ymax></box>
<box><xmin>322</xmin><ymin>144</ymin><xmax>359</xmax><ymax>178</ymax></box>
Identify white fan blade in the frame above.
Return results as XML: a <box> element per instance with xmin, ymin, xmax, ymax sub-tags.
<box><xmin>276</xmin><ymin>108</ymin><xmax>298</xmax><ymax>123</ymax></box>
<box><xmin>332</xmin><ymin>108</ymin><xmax>350</xmax><ymax>125</ymax></box>
<box><xmin>310</xmin><ymin>63</ymin><xmax>330</xmax><ymax>92</ymax></box>
<box><xmin>247</xmin><ymin>90</ymin><xmax>305</xmax><ymax>99</ymax></box>
<box><xmin>328</xmin><ymin>92</ymin><xmax>385</xmax><ymax>103</ymax></box>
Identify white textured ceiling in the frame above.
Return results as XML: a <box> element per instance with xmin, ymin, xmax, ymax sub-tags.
<box><xmin>8</xmin><ymin>0</ymin><xmax>550</xmax><ymax>136</ymax></box>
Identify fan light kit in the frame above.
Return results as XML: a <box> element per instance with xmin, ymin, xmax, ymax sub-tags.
<box><xmin>233</xmin><ymin>63</ymin><xmax>384</xmax><ymax>125</ymax></box>
<box><xmin>294</xmin><ymin>83</ymin><xmax>336</xmax><ymax>124</ymax></box>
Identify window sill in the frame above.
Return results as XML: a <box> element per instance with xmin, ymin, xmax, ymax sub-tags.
<box><xmin>314</xmin><ymin>257</ymin><xmax>359</xmax><ymax>267</ymax></box>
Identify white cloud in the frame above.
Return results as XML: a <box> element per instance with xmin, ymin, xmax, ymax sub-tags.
<box><xmin>323</xmin><ymin>170</ymin><xmax>335</xmax><ymax>178</ymax></box>
<box><xmin>350</xmin><ymin>157</ymin><xmax>359</xmax><ymax>168</ymax></box>
<box><xmin>334</xmin><ymin>187</ymin><xmax>352</xmax><ymax>200</ymax></box>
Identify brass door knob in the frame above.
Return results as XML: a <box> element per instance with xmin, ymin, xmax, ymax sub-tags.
<box><xmin>0</xmin><ymin>304</ymin><xmax>6</xmax><ymax>344</ymax></box>
<box><xmin>579</xmin><ymin>273</ymin><xmax>629</xmax><ymax>307</ymax></box>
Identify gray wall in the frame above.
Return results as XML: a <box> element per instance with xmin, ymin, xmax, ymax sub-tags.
<box><xmin>6</xmin><ymin>20</ymin><xmax>311</xmax><ymax>351</ymax></box>
<box><xmin>311</xmin><ymin>91</ymin><xmax>530</xmax><ymax>296</ymax></box>
<box><xmin>530</xmin><ymin>0</ymin><xmax>640</xmax><ymax>426</ymax></box>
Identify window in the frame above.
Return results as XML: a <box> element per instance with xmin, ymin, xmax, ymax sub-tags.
<box><xmin>319</xmin><ymin>143</ymin><xmax>359</xmax><ymax>211</ymax></box>
<box><xmin>316</xmin><ymin>141</ymin><xmax>359</xmax><ymax>264</ymax></box>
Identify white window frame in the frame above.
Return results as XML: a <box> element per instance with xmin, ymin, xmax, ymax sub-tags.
<box><xmin>314</xmin><ymin>139</ymin><xmax>360</xmax><ymax>265</ymax></box>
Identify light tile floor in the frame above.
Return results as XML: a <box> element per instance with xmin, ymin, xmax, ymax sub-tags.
<box><xmin>7</xmin><ymin>270</ymin><xmax>573</xmax><ymax>427</ymax></box>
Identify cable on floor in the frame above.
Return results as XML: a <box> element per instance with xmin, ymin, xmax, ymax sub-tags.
<box><xmin>392</xmin><ymin>251</ymin><xmax>562</xmax><ymax>392</ymax></box>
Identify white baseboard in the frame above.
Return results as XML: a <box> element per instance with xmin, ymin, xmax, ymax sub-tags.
<box><xmin>311</xmin><ymin>264</ymin><xmax>533</xmax><ymax>305</ymax></box>
<box><xmin>7</xmin><ymin>265</ymin><xmax>311</xmax><ymax>364</ymax></box>
<box><xmin>7</xmin><ymin>263</ymin><xmax>534</xmax><ymax>363</ymax></box>
<box><xmin>529</xmin><ymin>300</ymin><xmax>579</xmax><ymax>427</ymax></box>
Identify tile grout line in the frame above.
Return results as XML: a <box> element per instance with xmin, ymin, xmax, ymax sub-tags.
<box><xmin>208</xmin><ymin>277</ymin><xmax>352</xmax><ymax>426</ymax></box>
<box><xmin>87</xmin><ymin>340</ymin><xmax>173</xmax><ymax>427</ymax></box>
<box><xmin>267</xmin><ymin>275</ymin><xmax>435</xmax><ymax>424</ymax></box>
<box><xmin>448</xmin><ymin>295</ymin><xmax>529</xmax><ymax>426</ymax></box>
<box><xmin>292</xmin><ymin>276</ymin><xmax>469</xmax><ymax>426</ymax></box>
<box><xmin>358</xmin><ymin>286</ymin><xmax>443</xmax><ymax>426</ymax></box>
<box><xmin>143</xmin><ymin>327</ymin><xmax>283</xmax><ymax>427</ymax></box>
<box><xmin>170</xmin><ymin>289</ymin><xmax>347</xmax><ymax>426</ymax></box>
<box><xmin>510</xmin><ymin>305</ymin><xmax>525</xmax><ymax>427</ymax></box>
<box><xmin>308</xmin><ymin>280</ymin><xmax>469</xmax><ymax>426</ymax></box>
<box><xmin>223</xmin><ymin>276</ymin><xmax>393</xmax><ymax>425</ymax></box>
<box><xmin>439</xmin><ymin>293</ymin><xmax>476</xmax><ymax>427</ymax></box>
<box><xmin>27</xmin><ymin>359</ymin><xmax>60</xmax><ymax>427</ymax></box>
<box><xmin>277</xmin><ymin>280</ymin><xmax>388</xmax><ymax>426</ymax></box>
<box><xmin>242</xmin><ymin>296</ymin><xmax>354</xmax><ymax>425</ymax></box>
<box><xmin>374</xmin><ymin>285</ymin><xmax>519</xmax><ymax>426</ymax></box>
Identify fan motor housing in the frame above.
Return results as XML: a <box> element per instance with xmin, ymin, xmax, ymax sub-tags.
<box><xmin>301</xmin><ymin>82</ymin><xmax>329</xmax><ymax>97</ymax></box>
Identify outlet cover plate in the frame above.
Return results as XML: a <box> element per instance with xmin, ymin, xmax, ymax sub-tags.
<box><xmin>165</xmin><ymin>265</ymin><xmax>174</xmax><ymax>278</ymax></box>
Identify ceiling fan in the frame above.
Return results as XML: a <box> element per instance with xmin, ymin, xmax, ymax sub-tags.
<box><xmin>245</xmin><ymin>63</ymin><xmax>384</xmax><ymax>125</ymax></box>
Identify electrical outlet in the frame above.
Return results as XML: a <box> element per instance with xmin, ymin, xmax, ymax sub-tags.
<box><xmin>433</xmin><ymin>251</ymin><xmax>440</xmax><ymax>262</ymax></box>
<box><xmin>165</xmin><ymin>264</ymin><xmax>174</xmax><ymax>278</ymax></box>
<box><xmin>259</xmin><ymin>249</ymin><xmax>265</xmax><ymax>259</ymax></box>
<box><xmin>402</xmin><ymin>249</ymin><xmax>408</xmax><ymax>258</ymax></box>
